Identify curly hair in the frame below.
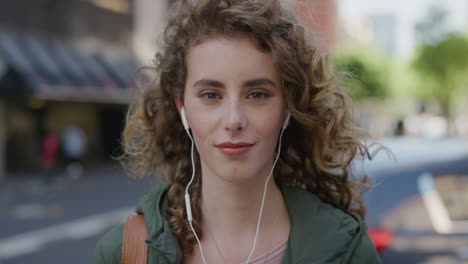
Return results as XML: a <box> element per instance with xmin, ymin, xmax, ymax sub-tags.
<box><xmin>122</xmin><ymin>0</ymin><xmax>372</xmax><ymax>256</ymax></box>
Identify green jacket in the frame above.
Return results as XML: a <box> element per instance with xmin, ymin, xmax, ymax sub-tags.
<box><xmin>93</xmin><ymin>183</ymin><xmax>382</xmax><ymax>264</ymax></box>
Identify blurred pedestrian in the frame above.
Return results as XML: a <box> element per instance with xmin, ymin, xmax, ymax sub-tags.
<box><xmin>394</xmin><ymin>119</ymin><xmax>405</xmax><ymax>136</ymax></box>
<box><xmin>93</xmin><ymin>1</ymin><xmax>381</xmax><ymax>263</ymax></box>
<box><xmin>39</xmin><ymin>129</ymin><xmax>60</xmax><ymax>185</ymax></box>
<box><xmin>62</xmin><ymin>125</ymin><xmax>86</xmax><ymax>180</ymax></box>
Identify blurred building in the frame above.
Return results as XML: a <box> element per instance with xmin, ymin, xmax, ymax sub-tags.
<box><xmin>336</xmin><ymin>9</ymin><xmax>374</xmax><ymax>47</ymax></box>
<box><xmin>132</xmin><ymin>0</ymin><xmax>168</xmax><ymax>62</ymax></box>
<box><xmin>338</xmin><ymin>0</ymin><xmax>468</xmax><ymax>58</ymax></box>
<box><xmin>292</xmin><ymin>0</ymin><xmax>337</xmax><ymax>51</ymax></box>
<box><xmin>369</xmin><ymin>14</ymin><xmax>397</xmax><ymax>57</ymax></box>
<box><xmin>0</xmin><ymin>0</ymin><xmax>140</xmax><ymax>177</ymax></box>
<box><xmin>336</xmin><ymin>9</ymin><xmax>398</xmax><ymax>57</ymax></box>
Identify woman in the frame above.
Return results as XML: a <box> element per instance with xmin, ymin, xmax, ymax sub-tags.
<box><xmin>93</xmin><ymin>0</ymin><xmax>381</xmax><ymax>263</ymax></box>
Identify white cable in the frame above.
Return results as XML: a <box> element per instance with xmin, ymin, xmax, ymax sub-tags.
<box><xmin>185</xmin><ymin>130</ymin><xmax>196</xmax><ymax>195</ymax></box>
<box><xmin>184</xmin><ymin>129</ymin><xmax>208</xmax><ymax>264</ymax></box>
<box><xmin>244</xmin><ymin>128</ymin><xmax>285</xmax><ymax>264</ymax></box>
<box><xmin>190</xmin><ymin>219</ymin><xmax>208</xmax><ymax>264</ymax></box>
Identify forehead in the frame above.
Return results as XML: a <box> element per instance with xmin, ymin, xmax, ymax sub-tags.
<box><xmin>185</xmin><ymin>35</ymin><xmax>280</xmax><ymax>83</ymax></box>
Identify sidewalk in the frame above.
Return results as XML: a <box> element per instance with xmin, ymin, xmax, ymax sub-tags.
<box><xmin>357</xmin><ymin>136</ymin><xmax>468</xmax><ymax>177</ymax></box>
<box><xmin>0</xmin><ymin>163</ymin><xmax>164</xmax><ymax>201</ymax></box>
<box><xmin>1</xmin><ymin>164</ymin><xmax>126</xmax><ymax>205</ymax></box>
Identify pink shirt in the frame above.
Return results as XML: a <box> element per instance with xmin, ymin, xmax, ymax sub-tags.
<box><xmin>247</xmin><ymin>239</ymin><xmax>288</xmax><ymax>264</ymax></box>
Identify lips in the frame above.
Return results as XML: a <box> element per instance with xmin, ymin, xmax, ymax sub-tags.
<box><xmin>215</xmin><ymin>141</ymin><xmax>255</xmax><ymax>156</ymax></box>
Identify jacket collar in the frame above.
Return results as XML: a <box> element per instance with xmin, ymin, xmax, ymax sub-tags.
<box><xmin>136</xmin><ymin>183</ymin><xmax>183</xmax><ymax>263</ymax></box>
<box><xmin>136</xmin><ymin>183</ymin><xmax>365</xmax><ymax>263</ymax></box>
<box><xmin>279</xmin><ymin>184</ymin><xmax>365</xmax><ymax>263</ymax></box>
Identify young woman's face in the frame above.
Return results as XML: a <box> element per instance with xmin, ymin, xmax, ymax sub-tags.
<box><xmin>176</xmin><ymin>35</ymin><xmax>286</xmax><ymax>184</ymax></box>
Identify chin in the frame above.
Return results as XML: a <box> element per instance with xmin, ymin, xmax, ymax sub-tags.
<box><xmin>216</xmin><ymin>165</ymin><xmax>266</xmax><ymax>185</ymax></box>
<box><xmin>201</xmin><ymin>154</ymin><xmax>271</xmax><ymax>185</ymax></box>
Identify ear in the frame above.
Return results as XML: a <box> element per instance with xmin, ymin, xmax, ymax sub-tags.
<box><xmin>173</xmin><ymin>96</ymin><xmax>183</xmax><ymax>114</ymax></box>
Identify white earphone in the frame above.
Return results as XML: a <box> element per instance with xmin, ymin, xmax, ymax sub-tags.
<box><xmin>179</xmin><ymin>106</ymin><xmax>290</xmax><ymax>264</ymax></box>
<box><xmin>181</xmin><ymin>107</ymin><xmax>190</xmax><ymax>130</ymax></box>
<box><xmin>282</xmin><ymin>111</ymin><xmax>291</xmax><ymax>130</ymax></box>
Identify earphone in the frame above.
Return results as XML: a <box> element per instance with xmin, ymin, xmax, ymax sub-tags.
<box><xmin>283</xmin><ymin>111</ymin><xmax>291</xmax><ymax>130</ymax></box>
<box><xmin>181</xmin><ymin>107</ymin><xmax>190</xmax><ymax>130</ymax></box>
<box><xmin>180</xmin><ymin>106</ymin><xmax>290</xmax><ymax>264</ymax></box>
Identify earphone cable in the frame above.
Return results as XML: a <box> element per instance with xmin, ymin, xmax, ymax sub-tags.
<box><xmin>190</xmin><ymin>216</ymin><xmax>207</xmax><ymax>264</ymax></box>
<box><xmin>184</xmin><ymin>130</ymin><xmax>208</xmax><ymax>264</ymax></box>
<box><xmin>244</xmin><ymin>127</ymin><xmax>285</xmax><ymax>264</ymax></box>
<box><xmin>185</xmin><ymin>131</ymin><xmax>196</xmax><ymax>195</ymax></box>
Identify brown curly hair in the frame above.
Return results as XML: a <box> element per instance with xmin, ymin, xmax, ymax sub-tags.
<box><xmin>122</xmin><ymin>0</ymin><xmax>372</xmax><ymax>256</ymax></box>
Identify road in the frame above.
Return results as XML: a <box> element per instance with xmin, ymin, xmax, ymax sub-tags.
<box><xmin>362</xmin><ymin>137</ymin><xmax>468</xmax><ymax>263</ymax></box>
<box><xmin>0</xmin><ymin>137</ymin><xmax>467</xmax><ymax>264</ymax></box>
<box><xmin>0</xmin><ymin>165</ymin><xmax>154</xmax><ymax>264</ymax></box>
<box><xmin>365</xmin><ymin>157</ymin><xmax>468</xmax><ymax>263</ymax></box>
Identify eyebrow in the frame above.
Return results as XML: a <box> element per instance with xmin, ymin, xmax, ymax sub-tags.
<box><xmin>193</xmin><ymin>79</ymin><xmax>224</xmax><ymax>88</ymax></box>
<box><xmin>192</xmin><ymin>78</ymin><xmax>277</xmax><ymax>89</ymax></box>
<box><xmin>244</xmin><ymin>78</ymin><xmax>277</xmax><ymax>88</ymax></box>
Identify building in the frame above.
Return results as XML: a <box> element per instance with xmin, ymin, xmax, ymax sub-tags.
<box><xmin>0</xmin><ymin>0</ymin><xmax>140</xmax><ymax>177</ymax></box>
<box><xmin>337</xmin><ymin>0</ymin><xmax>468</xmax><ymax>58</ymax></box>
<box><xmin>369</xmin><ymin>14</ymin><xmax>397</xmax><ymax>57</ymax></box>
<box><xmin>292</xmin><ymin>0</ymin><xmax>337</xmax><ymax>51</ymax></box>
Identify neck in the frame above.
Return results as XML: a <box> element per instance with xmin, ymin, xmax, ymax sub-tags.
<box><xmin>198</xmin><ymin>167</ymin><xmax>290</xmax><ymax>262</ymax></box>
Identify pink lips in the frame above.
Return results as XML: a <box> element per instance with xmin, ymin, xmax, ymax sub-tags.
<box><xmin>216</xmin><ymin>142</ymin><xmax>255</xmax><ymax>156</ymax></box>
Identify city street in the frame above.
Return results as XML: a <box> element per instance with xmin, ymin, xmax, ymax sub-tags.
<box><xmin>0</xmin><ymin>137</ymin><xmax>467</xmax><ymax>263</ymax></box>
<box><xmin>366</xmin><ymin>157</ymin><xmax>468</xmax><ymax>263</ymax></box>
<box><xmin>0</xmin><ymin>165</ymin><xmax>155</xmax><ymax>264</ymax></box>
<box><xmin>363</xmin><ymin>137</ymin><xmax>468</xmax><ymax>263</ymax></box>
<box><xmin>1</xmin><ymin>0</ymin><xmax>467</xmax><ymax>263</ymax></box>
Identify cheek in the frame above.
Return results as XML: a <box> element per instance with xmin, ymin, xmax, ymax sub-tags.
<box><xmin>254</xmin><ymin>115</ymin><xmax>284</xmax><ymax>154</ymax></box>
<box><xmin>187</xmin><ymin>116</ymin><xmax>215</xmax><ymax>154</ymax></box>
<box><xmin>263</xmin><ymin>122</ymin><xmax>282</xmax><ymax>146</ymax></box>
<box><xmin>255</xmin><ymin>109</ymin><xmax>285</xmax><ymax>135</ymax></box>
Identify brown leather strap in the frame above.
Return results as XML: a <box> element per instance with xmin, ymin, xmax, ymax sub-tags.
<box><xmin>122</xmin><ymin>214</ymin><xmax>148</xmax><ymax>264</ymax></box>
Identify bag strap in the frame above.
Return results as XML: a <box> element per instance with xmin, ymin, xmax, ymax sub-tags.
<box><xmin>122</xmin><ymin>214</ymin><xmax>148</xmax><ymax>264</ymax></box>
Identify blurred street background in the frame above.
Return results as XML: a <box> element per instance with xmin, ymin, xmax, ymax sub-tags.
<box><xmin>0</xmin><ymin>0</ymin><xmax>467</xmax><ymax>263</ymax></box>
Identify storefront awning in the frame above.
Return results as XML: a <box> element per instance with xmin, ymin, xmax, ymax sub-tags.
<box><xmin>0</xmin><ymin>31</ymin><xmax>140</xmax><ymax>104</ymax></box>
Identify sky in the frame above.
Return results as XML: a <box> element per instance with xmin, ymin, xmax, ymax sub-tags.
<box><xmin>337</xmin><ymin>0</ymin><xmax>468</xmax><ymax>58</ymax></box>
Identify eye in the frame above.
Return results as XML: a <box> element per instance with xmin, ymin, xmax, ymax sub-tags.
<box><xmin>248</xmin><ymin>91</ymin><xmax>270</xmax><ymax>99</ymax></box>
<box><xmin>200</xmin><ymin>92</ymin><xmax>221</xmax><ymax>100</ymax></box>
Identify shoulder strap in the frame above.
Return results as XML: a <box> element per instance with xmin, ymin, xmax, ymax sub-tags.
<box><xmin>122</xmin><ymin>214</ymin><xmax>148</xmax><ymax>264</ymax></box>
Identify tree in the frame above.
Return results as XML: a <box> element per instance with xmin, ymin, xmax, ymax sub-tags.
<box><xmin>413</xmin><ymin>34</ymin><xmax>468</xmax><ymax>118</ymax></box>
<box><xmin>334</xmin><ymin>52</ymin><xmax>389</xmax><ymax>101</ymax></box>
<box><xmin>413</xmin><ymin>6</ymin><xmax>468</xmax><ymax>126</ymax></box>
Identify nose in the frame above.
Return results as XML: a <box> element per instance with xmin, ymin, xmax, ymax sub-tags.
<box><xmin>223</xmin><ymin>100</ymin><xmax>246</xmax><ymax>133</ymax></box>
